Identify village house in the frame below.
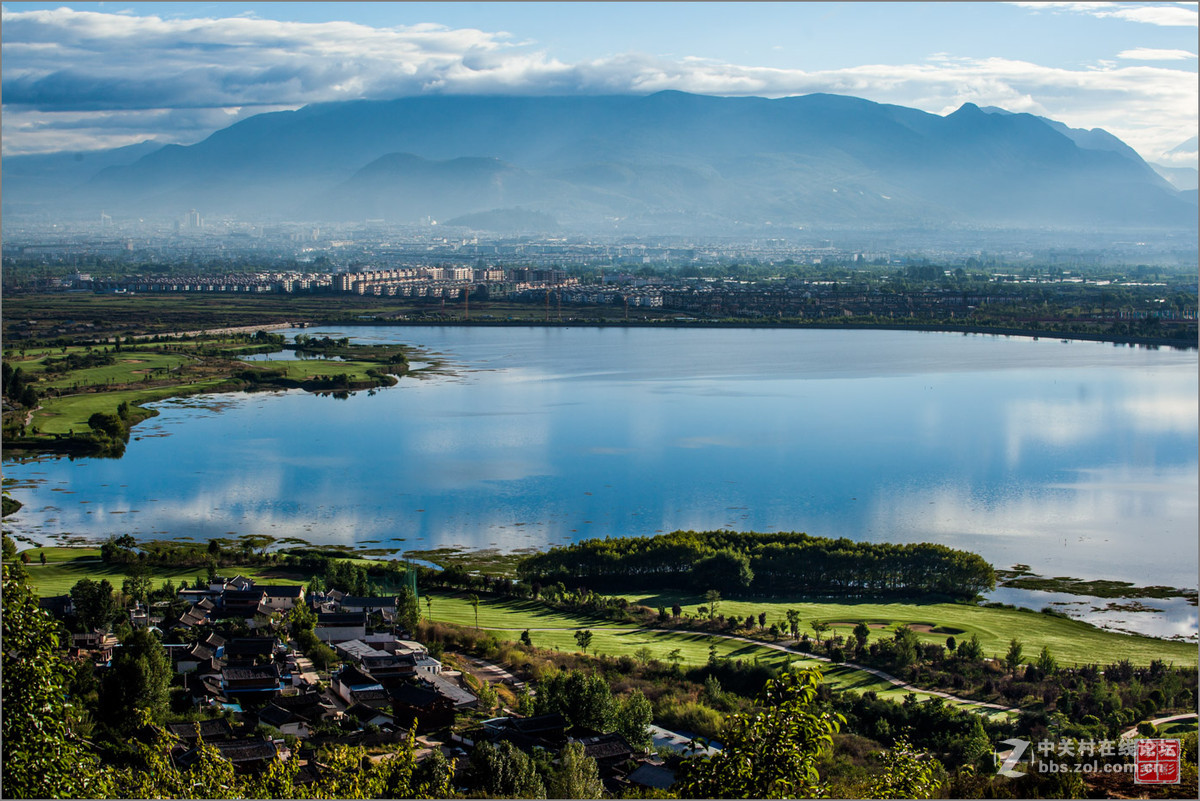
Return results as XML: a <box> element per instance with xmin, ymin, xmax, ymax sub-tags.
<box><xmin>258</xmin><ymin>584</ymin><xmax>305</xmax><ymax>611</ymax></box>
<box><xmin>166</xmin><ymin>717</ymin><xmax>235</xmax><ymax>744</ymax></box>
<box><xmin>314</xmin><ymin>610</ymin><xmax>367</xmax><ymax>643</ymax></box>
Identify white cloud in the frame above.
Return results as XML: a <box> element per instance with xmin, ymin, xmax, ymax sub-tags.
<box><xmin>1117</xmin><ymin>47</ymin><xmax>1198</xmax><ymax>59</ymax></box>
<box><xmin>1009</xmin><ymin>1</ymin><xmax>1199</xmax><ymax>26</ymax></box>
<box><xmin>1</xmin><ymin>6</ymin><xmax>1196</xmax><ymax>160</ymax></box>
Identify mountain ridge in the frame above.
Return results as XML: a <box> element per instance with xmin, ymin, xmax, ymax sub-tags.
<box><xmin>4</xmin><ymin>91</ymin><xmax>1193</xmax><ymax>233</ymax></box>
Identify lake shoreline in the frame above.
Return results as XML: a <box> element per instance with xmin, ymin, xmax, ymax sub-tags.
<box><xmin>307</xmin><ymin>317</ymin><xmax>1199</xmax><ymax>350</ymax></box>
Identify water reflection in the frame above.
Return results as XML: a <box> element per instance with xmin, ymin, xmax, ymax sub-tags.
<box><xmin>3</xmin><ymin>327</ymin><xmax>1195</xmax><ymax>640</ymax></box>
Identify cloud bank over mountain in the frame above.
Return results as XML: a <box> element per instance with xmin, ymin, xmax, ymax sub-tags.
<box><xmin>2</xmin><ymin>4</ymin><xmax>1195</xmax><ymax>163</ymax></box>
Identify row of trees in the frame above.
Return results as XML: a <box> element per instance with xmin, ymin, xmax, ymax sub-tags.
<box><xmin>518</xmin><ymin>530</ymin><xmax>995</xmax><ymax>600</ymax></box>
<box><xmin>2</xmin><ymin>362</ymin><xmax>39</xmax><ymax>409</ymax></box>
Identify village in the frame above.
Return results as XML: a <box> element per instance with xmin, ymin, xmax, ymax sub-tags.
<box><xmin>40</xmin><ymin>572</ymin><xmax>682</xmax><ymax>795</ymax></box>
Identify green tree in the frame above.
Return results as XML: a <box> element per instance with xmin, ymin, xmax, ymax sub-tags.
<box><xmin>891</xmin><ymin>625</ymin><xmax>920</xmax><ymax>668</ymax></box>
<box><xmin>546</xmin><ymin>741</ymin><xmax>603</xmax><ymax>799</ymax></box>
<box><xmin>675</xmin><ymin>669</ymin><xmax>842</xmax><ymax>799</ymax></box>
<box><xmin>520</xmin><ymin>629</ymin><xmax>534</xmax><ymax>647</ymax></box>
<box><xmin>1036</xmin><ymin>644</ymin><xmax>1057</xmax><ymax>675</ymax></box>
<box><xmin>122</xmin><ymin>563</ymin><xmax>152</xmax><ymax>606</ymax></box>
<box><xmin>634</xmin><ymin>646</ymin><xmax>654</xmax><ymax>665</ymax></box>
<box><xmin>957</xmin><ymin>633</ymin><xmax>983</xmax><ymax>661</ymax></box>
<box><xmin>786</xmin><ymin>608</ymin><xmax>802</xmax><ymax>640</ymax></box>
<box><xmin>476</xmin><ymin>681</ymin><xmax>499</xmax><ymax>715</ymax></box>
<box><xmin>866</xmin><ymin>738</ymin><xmax>943</xmax><ymax>799</ymax></box>
<box><xmin>395</xmin><ymin>586</ymin><xmax>420</xmax><ymax>633</ymax></box>
<box><xmin>692</xmin><ymin>548</ymin><xmax>754</xmax><ymax>591</ymax></box>
<box><xmin>853</xmin><ymin>621</ymin><xmax>871</xmax><ymax>651</ymax></box>
<box><xmin>534</xmin><ymin>670</ymin><xmax>616</xmax><ymax>732</ymax></box>
<box><xmin>70</xmin><ymin>577</ymin><xmax>120</xmax><ymax>632</ymax></box>
<box><xmin>1005</xmin><ymin>637</ymin><xmax>1024</xmax><ymax>674</ymax></box>
<box><xmin>704</xmin><ymin>588</ymin><xmax>722</xmax><ymax>618</ymax></box>
<box><xmin>810</xmin><ymin>619</ymin><xmax>830</xmax><ymax>644</ymax></box>
<box><xmin>467</xmin><ymin>740</ymin><xmax>546</xmax><ymax>798</ymax></box>
<box><xmin>469</xmin><ymin>593</ymin><xmax>481</xmax><ymax>629</ymax></box>
<box><xmin>87</xmin><ymin>411</ymin><xmax>125</xmax><ymax>440</ymax></box>
<box><xmin>287</xmin><ymin>600</ymin><xmax>316</xmax><ymax>634</ymax></box>
<box><xmin>574</xmin><ymin>628</ymin><xmax>594</xmax><ymax>655</ymax></box>
<box><xmin>1</xmin><ymin>565</ymin><xmax>114</xmax><ymax>798</ymax></box>
<box><xmin>617</xmin><ymin>689</ymin><xmax>654</xmax><ymax>750</ymax></box>
<box><xmin>99</xmin><ymin>627</ymin><xmax>171</xmax><ymax>730</ymax></box>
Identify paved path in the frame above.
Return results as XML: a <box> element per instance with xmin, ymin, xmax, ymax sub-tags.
<box><xmin>1119</xmin><ymin>712</ymin><xmax>1198</xmax><ymax>740</ymax></box>
<box><xmin>292</xmin><ymin>653</ymin><xmax>321</xmax><ymax>687</ymax></box>
<box><xmin>472</xmin><ymin>624</ymin><xmax>1019</xmax><ymax>715</ymax></box>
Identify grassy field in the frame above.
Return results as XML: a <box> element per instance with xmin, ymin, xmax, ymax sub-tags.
<box><xmin>617</xmin><ymin>592</ymin><xmax>1197</xmax><ymax>668</ymax></box>
<box><xmin>3</xmin><ymin>331</ymin><xmax>405</xmax><ymax>450</ymax></box>
<box><xmin>31</xmin><ymin>380</ymin><xmax>231</xmax><ymax>435</ymax></box>
<box><xmin>12</xmin><ymin>550</ymin><xmax>310</xmax><ymax>597</ymax></box>
<box><xmin>424</xmin><ymin>591</ymin><xmax>1013</xmax><ymax>715</ymax></box>
<box><xmin>38</xmin><ymin>352</ymin><xmax>196</xmax><ymax>390</ymax></box>
<box><xmin>265</xmin><ymin>358</ymin><xmax>387</xmax><ymax>383</ymax></box>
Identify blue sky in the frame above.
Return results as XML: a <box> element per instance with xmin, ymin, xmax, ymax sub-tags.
<box><xmin>2</xmin><ymin>1</ymin><xmax>1196</xmax><ymax>162</ymax></box>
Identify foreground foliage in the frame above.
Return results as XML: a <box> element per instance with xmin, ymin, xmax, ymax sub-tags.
<box><xmin>675</xmin><ymin>668</ymin><xmax>846</xmax><ymax>798</ymax></box>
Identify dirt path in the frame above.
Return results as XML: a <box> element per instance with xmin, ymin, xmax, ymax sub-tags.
<box><xmin>456</xmin><ymin>652</ymin><xmax>526</xmax><ymax>690</ymax></box>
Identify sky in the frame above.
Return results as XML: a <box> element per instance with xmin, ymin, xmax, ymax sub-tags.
<box><xmin>2</xmin><ymin>1</ymin><xmax>1197</xmax><ymax>165</ymax></box>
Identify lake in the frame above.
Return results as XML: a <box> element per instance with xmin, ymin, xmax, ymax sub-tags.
<box><xmin>5</xmin><ymin>326</ymin><xmax>1196</xmax><ymax>635</ymax></box>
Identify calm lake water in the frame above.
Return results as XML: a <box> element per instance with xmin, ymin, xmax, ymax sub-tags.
<box><xmin>6</xmin><ymin>326</ymin><xmax>1196</xmax><ymax>635</ymax></box>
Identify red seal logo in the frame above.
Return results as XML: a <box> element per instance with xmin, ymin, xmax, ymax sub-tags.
<box><xmin>1134</xmin><ymin>739</ymin><xmax>1180</xmax><ymax>785</ymax></box>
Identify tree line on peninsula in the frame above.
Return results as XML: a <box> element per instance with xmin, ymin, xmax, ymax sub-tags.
<box><xmin>517</xmin><ymin>531</ymin><xmax>996</xmax><ymax>601</ymax></box>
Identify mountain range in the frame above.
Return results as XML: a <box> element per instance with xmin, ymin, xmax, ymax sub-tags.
<box><xmin>4</xmin><ymin>91</ymin><xmax>1195</xmax><ymax>234</ymax></box>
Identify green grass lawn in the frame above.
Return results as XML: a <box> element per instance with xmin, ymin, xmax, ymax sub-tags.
<box><xmin>31</xmin><ymin>380</ymin><xmax>230</xmax><ymax>434</ymax></box>
<box><xmin>13</xmin><ymin>551</ymin><xmax>311</xmax><ymax>597</ymax></box>
<box><xmin>258</xmin><ymin>359</ymin><xmax>384</xmax><ymax>383</ymax></box>
<box><xmin>617</xmin><ymin>592</ymin><xmax>1197</xmax><ymax>668</ymax></box>
<box><xmin>424</xmin><ymin>591</ymin><xmax>1014</xmax><ymax>713</ymax></box>
<box><xmin>37</xmin><ymin>352</ymin><xmax>195</xmax><ymax>390</ymax></box>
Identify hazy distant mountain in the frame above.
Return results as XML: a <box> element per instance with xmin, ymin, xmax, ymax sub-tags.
<box><xmin>1150</xmin><ymin>162</ymin><xmax>1199</xmax><ymax>192</ymax></box>
<box><xmin>5</xmin><ymin>92</ymin><xmax>1194</xmax><ymax>233</ymax></box>
<box><xmin>1166</xmin><ymin>136</ymin><xmax>1198</xmax><ymax>157</ymax></box>
<box><xmin>2</xmin><ymin>140</ymin><xmax>163</xmax><ymax>213</ymax></box>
